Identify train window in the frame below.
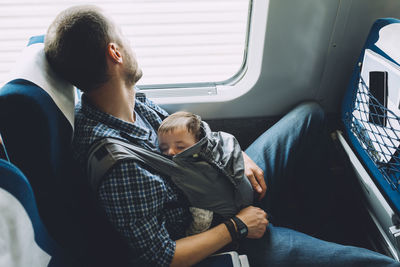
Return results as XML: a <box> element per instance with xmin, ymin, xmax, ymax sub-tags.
<box><xmin>0</xmin><ymin>0</ymin><xmax>268</xmax><ymax>102</ymax></box>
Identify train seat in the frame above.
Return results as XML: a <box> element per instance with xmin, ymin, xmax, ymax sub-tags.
<box><xmin>338</xmin><ymin>18</ymin><xmax>400</xmax><ymax>260</ymax></box>
<box><xmin>0</xmin><ymin>134</ymin><xmax>9</xmax><ymax>161</ymax></box>
<box><xmin>0</xmin><ymin>35</ymin><xmax>81</xmax><ymax>257</ymax></box>
<box><xmin>0</xmin><ymin>36</ymin><xmax>121</xmax><ymax>266</ymax></box>
<box><xmin>0</xmin><ymin>159</ymin><xmax>68</xmax><ymax>267</ymax></box>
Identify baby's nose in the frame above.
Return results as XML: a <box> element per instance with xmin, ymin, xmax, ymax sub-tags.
<box><xmin>167</xmin><ymin>148</ymin><xmax>176</xmax><ymax>156</ymax></box>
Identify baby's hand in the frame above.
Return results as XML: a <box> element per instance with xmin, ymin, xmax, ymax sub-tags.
<box><xmin>242</xmin><ymin>152</ymin><xmax>267</xmax><ymax>200</ymax></box>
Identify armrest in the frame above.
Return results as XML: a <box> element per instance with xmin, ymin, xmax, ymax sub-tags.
<box><xmin>194</xmin><ymin>251</ymin><xmax>249</xmax><ymax>267</ymax></box>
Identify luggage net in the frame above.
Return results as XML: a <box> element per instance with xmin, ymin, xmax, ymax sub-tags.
<box><xmin>343</xmin><ymin>65</ymin><xmax>400</xmax><ymax>191</ymax></box>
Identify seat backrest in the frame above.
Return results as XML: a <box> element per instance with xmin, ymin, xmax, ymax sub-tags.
<box><xmin>0</xmin><ymin>36</ymin><xmax>78</xmax><ymax>253</ymax></box>
<box><xmin>341</xmin><ymin>18</ymin><xmax>400</xmax><ymax>215</ymax></box>
<box><xmin>0</xmin><ymin>134</ymin><xmax>9</xmax><ymax>161</ymax></box>
<box><xmin>0</xmin><ymin>159</ymin><xmax>69</xmax><ymax>267</ymax></box>
<box><xmin>0</xmin><ymin>36</ymin><xmax>131</xmax><ymax>266</ymax></box>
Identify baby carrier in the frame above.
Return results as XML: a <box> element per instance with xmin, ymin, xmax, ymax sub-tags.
<box><xmin>87</xmin><ymin>122</ymin><xmax>254</xmax><ymax>218</ymax></box>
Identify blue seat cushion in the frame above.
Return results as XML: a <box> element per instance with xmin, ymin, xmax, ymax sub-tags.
<box><xmin>0</xmin><ymin>159</ymin><xmax>58</xmax><ymax>255</ymax></box>
<box><xmin>0</xmin><ymin>79</ymin><xmax>72</xmax><ymax>211</ymax></box>
<box><xmin>0</xmin><ymin>80</ymin><xmax>131</xmax><ymax>266</ymax></box>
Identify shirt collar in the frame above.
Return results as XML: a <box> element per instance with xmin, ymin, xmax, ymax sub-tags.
<box><xmin>80</xmin><ymin>94</ymin><xmax>151</xmax><ymax>141</ymax></box>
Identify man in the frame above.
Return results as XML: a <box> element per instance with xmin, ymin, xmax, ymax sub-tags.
<box><xmin>45</xmin><ymin>5</ymin><xmax>400</xmax><ymax>267</ymax></box>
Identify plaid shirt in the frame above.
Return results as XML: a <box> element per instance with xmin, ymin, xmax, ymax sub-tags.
<box><xmin>72</xmin><ymin>93</ymin><xmax>191</xmax><ymax>266</ymax></box>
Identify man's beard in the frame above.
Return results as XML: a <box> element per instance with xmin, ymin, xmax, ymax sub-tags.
<box><xmin>124</xmin><ymin>66</ymin><xmax>142</xmax><ymax>87</ymax></box>
<box><xmin>123</xmin><ymin>50</ymin><xmax>143</xmax><ymax>87</ymax></box>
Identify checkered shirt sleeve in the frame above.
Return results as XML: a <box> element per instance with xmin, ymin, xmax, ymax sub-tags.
<box><xmin>98</xmin><ymin>159</ymin><xmax>177</xmax><ymax>266</ymax></box>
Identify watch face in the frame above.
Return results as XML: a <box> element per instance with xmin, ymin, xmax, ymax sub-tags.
<box><xmin>234</xmin><ymin>217</ymin><xmax>248</xmax><ymax>238</ymax></box>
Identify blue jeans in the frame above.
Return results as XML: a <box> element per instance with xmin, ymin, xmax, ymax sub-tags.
<box><xmin>239</xmin><ymin>102</ymin><xmax>399</xmax><ymax>266</ymax></box>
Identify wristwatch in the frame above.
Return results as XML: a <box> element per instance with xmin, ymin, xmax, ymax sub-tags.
<box><xmin>232</xmin><ymin>216</ymin><xmax>248</xmax><ymax>239</ymax></box>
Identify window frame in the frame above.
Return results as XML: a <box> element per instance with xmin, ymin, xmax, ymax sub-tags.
<box><xmin>138</xmin><ymin>0</ymin><xmax>269</xmax><ymax>104</ymax></box>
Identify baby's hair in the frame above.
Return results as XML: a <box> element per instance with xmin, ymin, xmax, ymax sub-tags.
<box><xmin>158</xmin><ymin>111</ymin><xmax>202</xmax><ymax>141</ymax></box>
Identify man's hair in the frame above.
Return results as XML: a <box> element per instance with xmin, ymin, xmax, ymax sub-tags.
<box><xmin>158</xmin><ymin>111</ymin><xmax>202</xmax><ymax>141</ymax></box>
<box><xmin>44</xmin><ymin>5</ymin><xmax>115</xmax><ymax>92</ymax></box>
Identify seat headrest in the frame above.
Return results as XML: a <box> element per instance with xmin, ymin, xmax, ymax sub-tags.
<box><xmin>5</xmin><ymin>36</ymin><xmax>76</xmax><ymax>128</ymax></box>
<box><xmin>375</xmin><ymin>23</ymin><xmax>400</xmax><ymax>65</ymax></box>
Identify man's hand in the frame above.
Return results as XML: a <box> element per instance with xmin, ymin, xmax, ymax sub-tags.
<box><xmin>236</xmin><ymin>206</ymin><xmax>269</xmax><ymax>239</ymax></box>
<box><xmin>242</xmin><ymin>152</ymin><xmax>267</xmax><ymax>200</ymax></box>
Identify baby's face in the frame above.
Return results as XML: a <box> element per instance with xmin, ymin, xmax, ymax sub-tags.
<box><xmin>158</xmin><ymin>127</ymin><xmax>197</xmax><ymax>156</ymax></box>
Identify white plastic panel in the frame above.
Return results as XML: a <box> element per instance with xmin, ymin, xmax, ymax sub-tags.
<box><xmin>337</xmin><ymin>131</ymin><xmax>400</xmax><ymax>260</ymax></box>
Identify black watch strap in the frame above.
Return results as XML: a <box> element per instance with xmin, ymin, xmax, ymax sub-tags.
<box><xmin>232</xmin><ymin>216</ymin><xmax>248</xmax><ymax>239</ymax></box>
<box><xmin>223</xmin><ymin>219</ymin><xmax>238</xmax><ymax>242</ymax></box>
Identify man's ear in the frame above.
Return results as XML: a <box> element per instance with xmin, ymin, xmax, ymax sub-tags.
<box><xmin>107</xmin><ymin>43</ymin><xmax>123</xmax><ymax>63</ymax></box>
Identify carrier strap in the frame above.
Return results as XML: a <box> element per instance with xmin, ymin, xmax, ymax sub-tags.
<box><xmin>87</xmin><ymin>137</ymin><xmax>253</xmax><ymax>218</ymax></box>
<box><xmin>87</xmin><ymin>137</ymin><xmax>183</xmax><ymax>193</ymax></box>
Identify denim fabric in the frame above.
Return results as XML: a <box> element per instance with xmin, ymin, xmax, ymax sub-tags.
<box><xmin>241</xmin><ymin>101</ymin><xmax>399</xmax><ymax>267</ymax></box>
<box><xmin>239</xmin><ymin>225</ymin><xmax>398</xmax><ymax>267</ymax></box>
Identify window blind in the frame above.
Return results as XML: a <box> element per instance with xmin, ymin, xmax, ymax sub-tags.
<box><xmin>0</xmin><ymin>0</ymin><xmax>250</xmax><ymax>86</ymax></box>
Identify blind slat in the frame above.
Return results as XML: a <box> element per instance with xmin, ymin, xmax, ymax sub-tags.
<box><xmin>0</xmin><ymin>0</ymin><xmax>250</xmax><ymax>86</ymax></box>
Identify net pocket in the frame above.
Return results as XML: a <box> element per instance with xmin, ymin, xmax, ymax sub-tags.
<box><xmin>343</xmin><ymin>67</ymin><xmax>400</xmax><ymax>191</ymax></box>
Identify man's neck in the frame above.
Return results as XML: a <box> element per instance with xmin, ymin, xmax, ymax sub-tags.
<box><xmin>86</xmin><ymin>82</ymin><xmax>136</xmax><ymax>124</ymax></box>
